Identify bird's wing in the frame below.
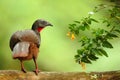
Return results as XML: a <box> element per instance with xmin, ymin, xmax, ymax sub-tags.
<box><xmin>9</xmin><ymin>30</ymin><xmax>40</xmax><ymax>51</ymax></box>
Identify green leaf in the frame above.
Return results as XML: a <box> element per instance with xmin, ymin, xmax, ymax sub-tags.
<box><xmin>75</xmin><ymin>54</ymin><xmax>80</xmax><ymax>58</ymax></box>
<box><xmin>107</xmin><ymin>33</ymin><xmax>118</xmax><ymax>38</ymax></box>
<box><xmin>81</xmin><ymin>42</ymin><xmax>85</xmax><ymax>46</ymax></box>
<box><xmin>75</xmin><ymin>29</ymin><xmax>79</xmax><ymax>35</ymax></box>
<box><xmin>69</xmin><ymin>26</ymin><xmax>74</xmax><ymax>30</ymax></box>
<box><xmin>83</xmin><ymin>21</ymin><xmax>90</xmax><ymax>30</ymax></box>
<box><xmin>69</xmin><ymin>24</ymin><xmax>76</xmax><ymax>27</ymax></box>
<box><xmin>77</xmin><ymin>49</ymin><xmax>83</xmax><ymax>55</ymax></box>
<box><xmin>102</xmin><ymin>40</ymin><xmax>113</xmax><ymax>48</ymax></box>
<box><xmin>74</xmin><ymin>55</ymin><xmax>80</xmax><ymax>63</ymax></box>
<box><xmin>81</xmin><ymin>56</ymin><xmax>92</xmax><ymax>64</ymax></box>
<box><xmin>92</xmin><ymin>48</ymin><xmax>103</xmax><ymax>56</ymax></box>
<box><xmin>114</xmin><ymin>29</ymin><xmax>120</xmax><ymax>33</ymax></box>
<box><xmin>98</xmin><ymin>49</ymin><xmax>108</xmax><ymax>57</ymax></box>
<box><xmin>74</xmin><ymin>21</ymin><xmax>80</xmax><ymax>24</ymax></box>
<box><xmin>79</xmin><ymin>25</ymin><xmax>85</xmax><ymax>31</ymax></box>
<box><xmin>85</xmin><ymin>25</ymin><xmax>90</xmax><ymax>30</ymax></box>
<box><xmin>87</xmin><ymin>19</ymin><xmax>92</xmax><ymax>24</ymax></box>
<box><xmin>102</xmin><ymin>19</ymin><xmax>108</xmax><ymax>23</ymax></box>
<box><xmin>107</xmin><ymin>23</ymin><xmax>110</xmax><ymax>27</ymax></box>
<box><xmin>88</xmin><ymin>53</ymin><xmax>98</xmax><ymax>61</ymax></box>
<box><xmin>90</xmin><ymin>18</ymin><xmax>99</xmax><ymax>23</ymax></box>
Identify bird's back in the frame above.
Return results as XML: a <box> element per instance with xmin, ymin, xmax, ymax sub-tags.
<box><xmin>10</xmin><ymin>30</ymin><xmax>40</xmax><ymax>51</ymax></box>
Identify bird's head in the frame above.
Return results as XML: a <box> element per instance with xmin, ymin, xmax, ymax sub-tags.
<box><xmin>32</xmin><ymin>19</ymin><xmax>53</xmax><ymax>32</ymax></box>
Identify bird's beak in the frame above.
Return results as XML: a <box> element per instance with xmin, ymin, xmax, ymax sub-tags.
<box><xmin>46</xmin><ymin>22</ymin><xmax>53</xmax><ymax>27</ymax></box>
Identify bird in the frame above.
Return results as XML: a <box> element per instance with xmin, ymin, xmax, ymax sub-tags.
<box><xmin>9</xmin><ymin>19</ymin><xmax>53</xmax><ymax>75</ymax></box>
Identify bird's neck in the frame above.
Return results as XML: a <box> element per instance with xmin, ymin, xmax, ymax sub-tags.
<box><xmin>32</xmin><ymin>24</ymin><xmax>44</xmax><ymax>32</ymax></box>
<box><xmin>37</xmin><ymin>27</ymin><xmax>44</xmax><ymax>32</ymax></box>
<box><xmin>32</xmin><ymin>27</ymin><xmax>44</xmax><ymax>34</ymax></box>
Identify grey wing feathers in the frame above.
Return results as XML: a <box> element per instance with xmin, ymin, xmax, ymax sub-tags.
<box><xmin>10</xmin><ymin>32</ymin><xmax>20</xmax><ymax>51</ymax></box>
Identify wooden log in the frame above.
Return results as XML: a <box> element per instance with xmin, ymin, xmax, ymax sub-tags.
<box><xmin>0</xmin><ymin>70</ymin><xmax>120</xmax><ymax>80</ymax></box>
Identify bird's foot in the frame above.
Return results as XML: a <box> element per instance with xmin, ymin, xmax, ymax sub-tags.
<box><xmin>21</xmin><ymin>68</ymin><xmax>27</xmax><ymax>73</ymax></box>
<box><xmin>33</xmin><ymin>69</ymin><xmax>40</xmax><ymax>75</ymax></box>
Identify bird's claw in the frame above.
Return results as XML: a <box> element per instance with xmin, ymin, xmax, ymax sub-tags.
<box><xmin>21</xmin><ymin>69</ymin><xmax>27</xmax><ymax>73</ymax></box>
<box><xmin>33</xmin><ymin>69</ymin><xmax>40</xmax><ymax>75</ymax></box>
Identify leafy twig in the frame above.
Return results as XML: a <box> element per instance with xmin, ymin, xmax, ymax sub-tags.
<box><xmin>67</xmin><ymin>3</ymin><xmax>120</xmax><ymax>69</ymax></box>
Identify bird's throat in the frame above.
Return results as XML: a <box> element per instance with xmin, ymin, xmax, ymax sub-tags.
<box><xmin>37</xmin><ymin>27</ymin><xmax>44</xmax><ymax>32</ymax></box>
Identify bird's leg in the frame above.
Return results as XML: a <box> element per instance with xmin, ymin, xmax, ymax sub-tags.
<box><xmin>33</xmin><ymin>57</ymin><xmax>39</xmax><ymax>75</ymax></box>
<box><xmin>20</xmin><ymin>60</ymin><xmax>26</xmax><ymax>73</ymax></box>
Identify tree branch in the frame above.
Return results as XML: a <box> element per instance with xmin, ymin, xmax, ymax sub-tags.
<box><xmin>0</xmin><ymin>70</ymin><xmax>120</xmax><ymax>80</ymax></box>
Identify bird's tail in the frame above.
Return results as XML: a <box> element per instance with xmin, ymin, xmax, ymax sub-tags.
<box><xmin>12</xmin><ymin>42</ymin><xmax>30</xmax><ymax>59</ymax></box>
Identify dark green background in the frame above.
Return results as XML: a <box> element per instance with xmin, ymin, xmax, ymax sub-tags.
<box><xmin>0</xmin><ymin>0</ymin><xmax>120</xmax><ymax>72</ymax></box>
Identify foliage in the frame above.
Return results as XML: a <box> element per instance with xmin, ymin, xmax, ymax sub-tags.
<box><xmin>67</xmin><ymin>3</ymin><xmax>120</xmax><ymax>69</ymax></box>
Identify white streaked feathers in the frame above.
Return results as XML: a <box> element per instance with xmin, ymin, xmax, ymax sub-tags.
<box><xmin>13</xmin><ymin>42</ymin><xmax>30</xmax><ymax>57</ymax></box>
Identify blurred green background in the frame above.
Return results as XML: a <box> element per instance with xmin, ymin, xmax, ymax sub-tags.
<box><xmin>0</xmin><ymin>0</ymin><xmax>120</xmax><ymax>72</ymax></box>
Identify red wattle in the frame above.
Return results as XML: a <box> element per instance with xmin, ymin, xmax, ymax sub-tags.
<box><xmin>37</xmin><ymin>27</ymin><xmax>44</xmax><ymax>32</ymax></box>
